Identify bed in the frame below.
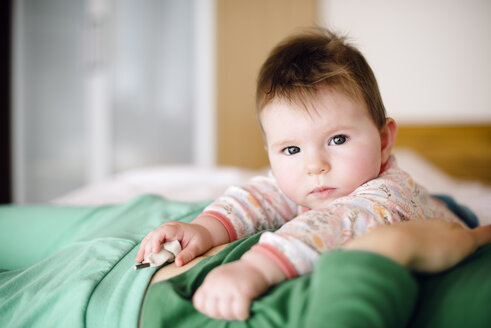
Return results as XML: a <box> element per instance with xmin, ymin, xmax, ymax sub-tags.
<box><xmin>1</xmin><ymin>125</ymin><xmax>491</xmax><ymax>327</ymax></box>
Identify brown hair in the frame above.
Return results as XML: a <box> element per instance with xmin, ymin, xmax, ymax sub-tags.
<box><xmin>256</xmin><ymin>28</ymin><xmax>387</xmax><ymax>130</ymax></box>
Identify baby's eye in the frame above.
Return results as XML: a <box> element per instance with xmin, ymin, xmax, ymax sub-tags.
<box><xmin>329</xmin><ymin>135</ymin><xmax>348</xmax><ymax>146</ymax></box>
<box><xmin>282</xmin><ymin>146</ymin><xmax>301</xmax><ymax>155</ymax></box>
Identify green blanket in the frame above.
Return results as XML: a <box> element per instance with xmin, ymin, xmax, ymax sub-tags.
<box><xmin>142</xmin><ymin>237</ymin><xmax>491</xmax><ymax>328</ymax></box>
<box><xmin>0</xmin><ymin>195</ymin><xmax>208</xmax><ymax>328</ymax></box>
<box><xmin>1</xmin><ymin>195</ymin><xmax>490</xmax><ymax>327</ymax></box>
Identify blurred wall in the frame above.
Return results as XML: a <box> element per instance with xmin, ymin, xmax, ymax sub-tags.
<box><xmin>319</xmin><ymin>0</ymin><xmax>491</xmax><ymax>125</ymax></box>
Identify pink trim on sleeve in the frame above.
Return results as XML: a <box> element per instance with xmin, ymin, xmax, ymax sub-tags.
<box><xmin>251</xmin><ymin>244</ymin><xmax>298</xmax><ymax>279</ymax></box>
<box><xmin>198</xmin><ymin>210</ymin><xmax>238</xmax><ymax>242</ymax></box>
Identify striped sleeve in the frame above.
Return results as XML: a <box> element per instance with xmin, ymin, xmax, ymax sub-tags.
<box><xmin>198</xmin><ymin>175</ymin><xmax>299</xmax><ymax>241</ymax></box>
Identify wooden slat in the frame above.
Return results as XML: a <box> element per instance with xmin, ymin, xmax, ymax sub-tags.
<box><xmin>216</xmin><ymin>0</ymin><xmax>317</xmax><ymax>168</ymax></box>
<box><xmin>395</xmin><ymin>125</ymin><xmax>491</xmax><ymax>184</ymax></box>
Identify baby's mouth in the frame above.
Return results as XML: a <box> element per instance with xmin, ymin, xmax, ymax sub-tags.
<box><xmin>309</xmin><ymin>186</ymin><xmax>336</xmax><ymax>197</ymax></box>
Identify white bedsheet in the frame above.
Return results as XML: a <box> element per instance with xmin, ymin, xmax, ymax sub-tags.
<box><xmin>53</xmin><ymin>149</ymin><xmax>491</xmax><ymax>225</ymax></box>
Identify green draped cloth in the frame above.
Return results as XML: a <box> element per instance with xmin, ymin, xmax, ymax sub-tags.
<box><xmin>142</xmin><ymin>234</ymin><xmax>491</xmax><ymax>328</ymax></box>
<box><xmin>1</xmin><ymin>195</ymin><xmax>490</xmax><ymax>328</ymax></box>
<box><xmin>0</xmin><ymin>195</ymin><xmax>206</xmax><ymax>328</ymax></box>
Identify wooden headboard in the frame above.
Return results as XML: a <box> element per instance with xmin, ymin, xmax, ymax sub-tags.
<box><xmin>394</xmin><ymin>124</ymin><xmax>491</xmax><ymax>185</ymax></box>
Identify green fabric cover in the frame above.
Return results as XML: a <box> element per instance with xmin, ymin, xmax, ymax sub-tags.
<box><xmin>1</xmin><ymin>195</ymin><xmax>490</xmax><ymax>328</ymax></box>
<box><xmin>409</xmin><ymin>244</ymin><xmax>491</xmax><ymax>327</ymax></box>
<box><xmin>0</xmin><ymin>195</ymin><xmax>208</xmax><ymax>328</ymax></box>
<box><xmin>143</xmin><ymin>243</ymin><xmax>491</xmax><ymax>328</ymax></box>
<box><xmin>307</xmin><ymin>250</ymin><xmax>418</xmax><ymax>327</ymax></box>
<box><xmin>142</xmin><ymin>243</ymin><xmax>418</xmax><ymax>328</ymax></box>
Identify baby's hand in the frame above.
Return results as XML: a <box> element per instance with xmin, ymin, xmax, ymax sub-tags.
<box><xmin>193</xmin><ymin>249</ymin><xmax>286</xmax><ymax>321</ymax></box>
<box><xmin>135</xmin><ymin>221</ymin><xmax>214</xmax><ymax>267</ymax></box>
<box><xmin>193</xmin><ymin>261</ymin><xmax>268</xmax><ymax>321</ymax></box>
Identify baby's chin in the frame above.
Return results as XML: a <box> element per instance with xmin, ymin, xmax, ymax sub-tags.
<box><xmin>305</xmin><ymin>199</ymin><xmax>336</xmax><ymax>211</ymax></box>
<box><xmin>304</xmin><ymin>191</ymin><xmax>354</xmax><ymax>210</ymax></box>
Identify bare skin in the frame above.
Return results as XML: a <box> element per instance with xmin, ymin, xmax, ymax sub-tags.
<box><xmin>344</xmin><ymin>219</ymin><xmax>491</xmax><ymax>273</ymax></box>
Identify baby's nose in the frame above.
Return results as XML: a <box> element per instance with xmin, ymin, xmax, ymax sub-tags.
<box><xmin>306</xmin><ymin>157</ymin><xmax>330</xmax><ymax>175</ymax></box>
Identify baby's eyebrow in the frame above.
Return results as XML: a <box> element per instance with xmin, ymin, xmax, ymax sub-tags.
<box><xmin>269</xmin><ymin>139</ymin><xmax>297</xmax><ymax>149</ymax></box>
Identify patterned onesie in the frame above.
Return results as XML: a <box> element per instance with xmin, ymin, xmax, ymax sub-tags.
<box><xmin>198</xmin><ymin>156</ymin><xmax>464</xmax><ymax>278</ymax></box>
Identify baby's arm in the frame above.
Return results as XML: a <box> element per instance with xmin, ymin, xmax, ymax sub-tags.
<box><xmin>137</xmin><ymin>174</ymin><xmax>295</xmax><ymax>266</ymax></box>
<box><xmin>193</xmin><ymin>248</ymin><xmax>285</xmax><ymax>321</ymax></box>
<box><xmin>191</xmin><ymin>204</ymin><xmax>377</xmax><ymax>321</ymax></box>
<box><xmin>135</xmin><ymin>215</ymin><xmax>229</xmax><ymax>267</ymax></box>
<box><xmin>193</xmin><ymin>220</ymin><xmax>491</xmax><ymax>321</ymax></box>
<box><xmin>201</xmin><ymin>175</ymin><xmax>298</xmax><ymax>241</ymax></box>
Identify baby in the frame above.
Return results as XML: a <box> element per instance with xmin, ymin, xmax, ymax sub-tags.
<box><xmin>136</xmin><ymin>28</ymin><xmax>465</xmax><ymax>320</ymax></box>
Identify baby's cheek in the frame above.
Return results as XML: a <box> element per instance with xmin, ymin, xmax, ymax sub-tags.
<box><xmin>339</xmin><ymin>150</ymin><xmax>378</xmax><ymax>186</ymax></box>
<box><xmin>350</xmin><ymin>160</ymin><xmax>380</xmax><ymax>186</ymax></box>
<box><xmin>274</xmin><ymin>169</ymin><xmax>302</xmax><ymax>201</ymax></box>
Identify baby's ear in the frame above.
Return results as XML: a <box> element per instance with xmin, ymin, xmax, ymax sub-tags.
<box><xmin>380</xmin><ymin>118</ymin><xmax>398</xmax><ymax>164</ymax></box>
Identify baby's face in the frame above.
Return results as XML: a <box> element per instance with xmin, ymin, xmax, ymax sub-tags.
<box><xmin>260</xmin><ymin>88</ymin><xmax>383</xmax><ymax>210</ymax></box>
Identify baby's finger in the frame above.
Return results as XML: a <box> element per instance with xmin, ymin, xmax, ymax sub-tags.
<box><xmin>135</xmin><ymin>246</ymin><xmax>145</xmax><ymax>262</ymax></box>
<box><xmin>135</xmin><ymin>236</ymin><xmax>151</xmax><ymax>262</ymax></box>
<box><xmin>144</xmin><ymin>239</ymin><xmax>162</xmax><ymax>260</ymax></box>
<box><xmin>152</xmin><ymin>223</ymin><xmax>183</xmax><ymax>251</ymax></box>
<box><xmin>150</xmin><ymin>236</ymin><xmax>164</xmax><ymax>253</ymax></box>
<box><xmin>175</xmin><ymin>244</ymin><xmax>200</xmax><ymax>266</ymax></box>
<box><xmin>204</xmin><ymin>294</ymin><xmax>224</xmax><ymax>320</ymax></box>
<box><xmin>192</xmin><ymin>287</ymin><xmax>207</xmax><ymax>315</ymax></box>
<box><xmin>215</xmin><ymin>294</ymin><xmax>235</xmax><ymax>320</ymax></box>
<box><xmin>231</xmin><ymin>295</ymin><xmax>250</xmax><ymax>321</ymax></box>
